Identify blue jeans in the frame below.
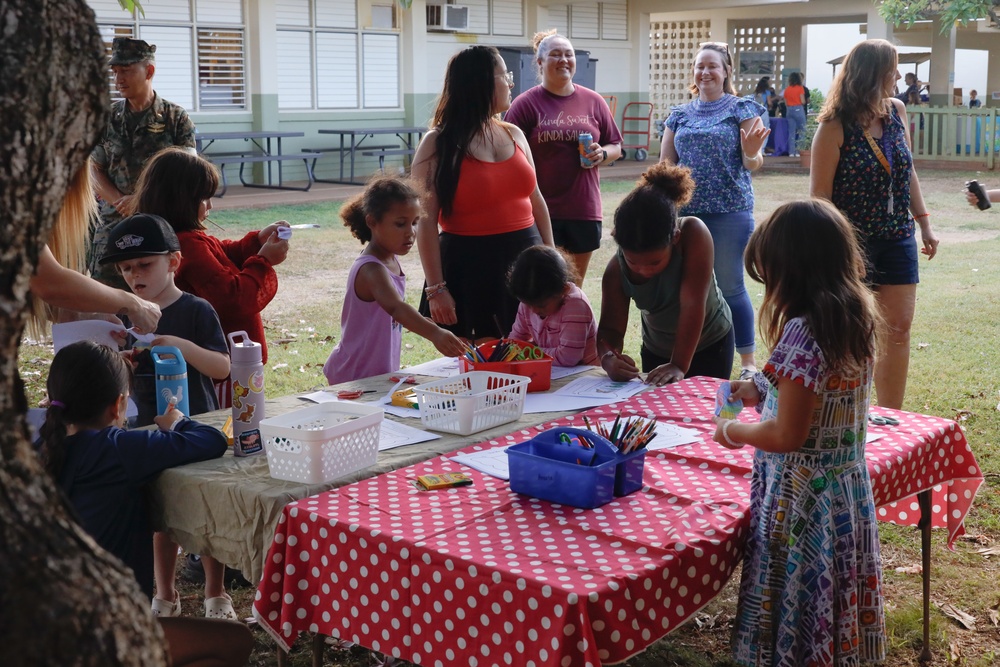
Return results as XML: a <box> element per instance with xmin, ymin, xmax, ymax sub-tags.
<box><xmin>697</xmin><ymin>210</ymin><xmax>756</xmax><ymax>356</ymax></box>
<box><xmin>786</xmin><ymin>105</ymin><xmax>807</xmax><ymax>153</ymax></box>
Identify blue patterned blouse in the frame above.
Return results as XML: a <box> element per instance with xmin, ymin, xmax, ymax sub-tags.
<box><xmin>665</xmin><ymin>95</ymin><xmax>765</xmax><ymax>215</ymax></box>
<box><xmin>831</xmin><ymin>104</ymin><xmax>914</xmax><ymax>241</ymax></box>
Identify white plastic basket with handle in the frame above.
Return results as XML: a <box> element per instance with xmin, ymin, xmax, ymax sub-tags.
<box><xmin>412</xmin><ymin>371</ymin><xmax>528</xmax><ymax>436</ymax></box>
<box><xmin>259</xmin><ymin>402</ymin><xmax>383</xmax><ymax>484</ymax></box>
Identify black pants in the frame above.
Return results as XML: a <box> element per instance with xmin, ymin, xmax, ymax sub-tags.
<box><xmin>640</xmin><ymin>327</ymin><xmax>735</xmax><ymax>380</ymax></box>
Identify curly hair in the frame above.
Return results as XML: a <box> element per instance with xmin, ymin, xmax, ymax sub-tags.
<box><xmin>612</xmin><ymin>162</ymin><xmax>695</xmax><ymax>252</ymax></box>
<box><xmin>340</xmin><ymin>175</ymin><xmax>422</xmax><ymax>244</ymax></box>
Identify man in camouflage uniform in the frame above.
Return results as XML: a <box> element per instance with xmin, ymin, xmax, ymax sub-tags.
<box><xmin>90</xmin><ymin>37</ymin><xmax>196</xmax><ymax>288</ymax></box>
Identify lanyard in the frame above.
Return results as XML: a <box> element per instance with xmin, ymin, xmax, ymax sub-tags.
<box><xmin>863</xmin><ymin>120</ymin><xmax>895</xmax><ymax>214</ymax></box>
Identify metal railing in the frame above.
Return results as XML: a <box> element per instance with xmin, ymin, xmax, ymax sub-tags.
<box><xmin>905</xmin><ymin>106</ymin><xmax>998</xmax><ymax>170</ymax></box>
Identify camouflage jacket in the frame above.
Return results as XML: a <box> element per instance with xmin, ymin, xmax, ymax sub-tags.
<box><xmin>92</xmin><ymin>92</ymin><xmax>196</xmax><ymax>221</ymax></box>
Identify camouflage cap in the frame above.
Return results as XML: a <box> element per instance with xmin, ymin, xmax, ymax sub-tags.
<box><xmin>109</xmin><ymin>37</ymin><xmax>156</xmax><ymax>66</ymax></box>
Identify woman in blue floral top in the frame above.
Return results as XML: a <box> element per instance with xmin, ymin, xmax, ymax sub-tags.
<box><xmin>811</xmin><ymin>39</ymin><xmax>939</xmax><ymax>410</ymax></box>
<box><xmin>659</xmin><ymin>42</ymin><xmax>769</xmax><ymax>381</ymax></box>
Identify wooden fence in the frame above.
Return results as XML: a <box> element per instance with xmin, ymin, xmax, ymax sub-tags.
<box><xmin>906</xmin><ymin>106</ymin><xmax>998</xmax><ymax>170</ymax></box>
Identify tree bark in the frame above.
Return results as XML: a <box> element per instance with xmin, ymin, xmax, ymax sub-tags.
<box><xmin>0</xmin><ymin>0</ymin><xmax>168</xmax><ymax>664</ymax></box>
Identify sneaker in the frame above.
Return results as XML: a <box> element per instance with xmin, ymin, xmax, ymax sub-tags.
<box><xmin>151</xmin><ymin>592</ymin><xmax>181</xmax><ymax>617</ymax></box>
<box><xmin>204</xmin><ymin>593</ymin><xmax>237</xmax><ymax>620</ymax></box>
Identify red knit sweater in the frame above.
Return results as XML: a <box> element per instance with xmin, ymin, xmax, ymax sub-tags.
<box><xmin>174</xmin><ymin>229</ymin><xmax>277</xmax><ymax>362</ymax></box>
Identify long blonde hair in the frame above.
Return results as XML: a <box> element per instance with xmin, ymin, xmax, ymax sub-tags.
<box><xmin>818</xmin><ymin>39</ymin><xmax>897</xmax><ymax>129</ymax></box>
<box><xmin>26</xmin><ymin>163</ymin><xmax>97</xmax><ymax>341</ymax></box>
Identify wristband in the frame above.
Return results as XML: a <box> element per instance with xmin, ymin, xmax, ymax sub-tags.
<box><xmin>721</xmin><ymin>419</ymin><xmax>740</xmax><ymax>447</ymax></box>
<box><xmin>601</xmin><ymin>149</ymin><xmax>608</xmax><ymax>163</ymax></box>
<box><xmin>914</xmin><ymin>213</ymin><xmax>930</xmax><ymax>219</ymax></box>
<box><xmin>168</xmin><ymin>415</ymin><xmax>187</xmax><ymax>431</ymax></box>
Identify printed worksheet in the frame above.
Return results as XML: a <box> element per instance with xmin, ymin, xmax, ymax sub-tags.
<box><xmin>643</xmin><ymin>423</ymin><xmax>703</xmax><ymax>450</ymax></box>
<box><xmin>378</xmin><ymin>420</ymin><xmax>440</xmax><ymax>451</ymax></box>
<box><xmin>550</xmin><ymin>365</ymin><xmax>595</xmax><ymax>380</ymax></box>
<box><xmin>401</xmin><ymin>356</ymin><xmax>461</xmax><ymax>378</ymax></box>
<box><xmin>450</xmin><ymin>446</ymin><xmax>512</xmax><ymax>480</ymax></box>
<box><xmin>555</xmin><ymin>376</ymin><xmax>650</xmax><ymax>401</ymax></box>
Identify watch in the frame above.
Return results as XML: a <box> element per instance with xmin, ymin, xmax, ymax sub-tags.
<box><xmin>601</xmin><ymin>149</ymin><xmax>608</xmax><ymax>163</ymax></box>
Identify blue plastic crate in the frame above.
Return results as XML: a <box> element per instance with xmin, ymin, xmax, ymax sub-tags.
<box><xmin>507</xmin><ymin>427</ymin><xmax>618</xmax><ymax>509</ymax></box>
<box><xmin>613</xmin><ymin>447</ymin><xmax>646</xmax><ymax>497</ymax></box>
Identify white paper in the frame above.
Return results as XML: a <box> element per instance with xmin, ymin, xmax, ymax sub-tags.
<box><xmin>378</xmin><ymin>420</ymin><xmax>440</xmax><ymax>451</ymax></box>
<box><xmin>127</xmin><ymin>327</ymin><xmax>157</xmax><ymax>344</ymax></box>
<box><xmin>644</xmin><ymin>423</ymin><xmax>702</xmax><ymax>450</ymax></box>
<box><xmin>865</xmin><ymin>432</ymin><xmax>883</xmax><ymax>444</ymax></box>
<box><xmin>523</xmin><ymin>393</ymin><xmax>619</xmax><ymax>414</ymax></box>
<box><xmin>52</xmin><ymin>320</ymin><xmax>123</xmax><ymax>353</ymax></box>
<box><xmin>555</xmin><ymin>376</ymin><xmax>650</xmax><ymax>401</ymax></box>
<box><xmin>401</xmin><ymin>356</ymin><xmax>461</xmax><ymax>378</ymax></box>
<box><xmin>549</xmin><ymin>364</ymin><xmax>596</xmax><ymax>380</ymax></box>
<box><xmin>450</xmin><ymin>446</ymin><xmax>512</xmax><ymax>480</ymax></box>
<box><xmin>300</xmin><ymin>390</ymin><xmax>342</xmax><ymax>404</ymax></box>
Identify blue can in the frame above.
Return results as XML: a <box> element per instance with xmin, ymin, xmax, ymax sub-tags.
<box><xmin>578</xmin><ymin>132</ymin><xmax>594</xmax><ymax>167</ymax></box>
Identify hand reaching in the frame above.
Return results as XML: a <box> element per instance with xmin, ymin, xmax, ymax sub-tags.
<box><xmin>740</xmin><ymin>116</ymin><xmax>771</xmax><ymax>156</ymax></box>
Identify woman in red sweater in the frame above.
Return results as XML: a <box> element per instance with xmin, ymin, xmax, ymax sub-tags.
<box><xmin>130</xmin><ymin>147</ymin><xmax>289</xmax><ymax>406</ymax></box>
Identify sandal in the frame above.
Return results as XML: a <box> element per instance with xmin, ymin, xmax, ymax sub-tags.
<box><xmin>151</xmin><ymin>592</ymin><xmax>181</xmax><ymax>617</ymax></box>
<box><xmin>204</xmin><ymin>594</ymin><xmax>237</xmax><ymax>620</ymax></box>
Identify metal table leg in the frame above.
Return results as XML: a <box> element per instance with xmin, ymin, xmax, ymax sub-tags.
<box><xmin>918</xmin><ymin>488</ymin><xmax>932</xmax><ymax>664</ymax></box>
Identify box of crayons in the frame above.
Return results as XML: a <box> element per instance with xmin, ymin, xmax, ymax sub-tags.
<box><xmin>506</xmin><ymin>427</ymin><xmax>620</xmax><ymax>509</ymax></box>
<box><xmin>458</xmin><ymin>338</ymin><xmax>553</xmax><ymax>392</ymax></box>
<box><xmin>581</xmin><ymin>414</ymin><xmax>654</xmax><ymax>497</ymax></box>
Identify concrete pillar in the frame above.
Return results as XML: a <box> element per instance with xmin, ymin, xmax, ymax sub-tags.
<box><xmin>400</xmin><ymin>1</ymin><xmax>429</xmax><ymax>125</ymax></box>
<box><xmin>928</xmin><ymin>22</ymin><xmax>956</xmax><ymax>106</ymax></box>
<box><xmin>633</xmin><ymin>10</ymin><xmax>651</xmax><ymax>98</ymax></box>
<box><xmin>246</xmin><ymin>0</ymin><xmax>278</xmax><ymax>131</ymax></box>
<box><xmin>866</xmin><ymin>7</ymin><xmax>894</xmax><ymax>41</ymax></box>
<box><xmin>782</xmin><ymin>19</ymin><xmax>806</xmax><ymax>86</ymax></box>
<box><xmin>983</xmin><ymin>43</ymin><xmax>1000</xmax><ymax>109</ymax></box>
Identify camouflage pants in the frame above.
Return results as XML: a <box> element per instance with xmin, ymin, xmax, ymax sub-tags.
<box><xmin>88</xmin><ymin>214</ymin><xmax>130</xmax><ymax>291</ymax></box>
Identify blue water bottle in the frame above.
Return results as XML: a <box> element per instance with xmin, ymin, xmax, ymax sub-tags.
<box><xmin>152</xmin><ymin>346</ymin><xmax>190</xmax><ymax>417</ymax></box>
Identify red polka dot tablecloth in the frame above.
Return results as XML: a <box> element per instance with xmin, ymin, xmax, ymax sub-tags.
<box><xmin>253</xmin><ymin>377</ymin><xmax>983</xmax><ymax>666</ymax></box>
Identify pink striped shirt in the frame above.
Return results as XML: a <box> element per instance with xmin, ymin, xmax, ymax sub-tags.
<box><xmin>509</xmin><ymin>284</ymin><xmax>599</xmax><ymax>367</ymax></box>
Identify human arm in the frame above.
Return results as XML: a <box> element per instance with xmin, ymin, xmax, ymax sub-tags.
<box><xmin>712</xmin><ymin>375</ymin><xmax>816</xmax><ymax>452</ymax></box>
<box><xmin>176</xmin><ymin>232</ymin><xmax>279</xmax><ymax>320</ymax></box>
<box><xmin>808</xmin><ymin>119</ymin><xmax>843</xmax><ymax>200</ymax></box>
<box><xmin>113</xmin><ymin>419</ymin><xmax>228</xmax><ymax>484</ymax></box>
<box><xmin>893</xmin><ymin>99</ymin><xmax>938</xmax><ymax>260</ymax></box>
<box><xmin>507</xmin><ymin>122</ymin><xmax>554</xmax><ymax>246</ymax></box>
<box><xmin>89</xmin><ymin>160</ymin><xmax>132</xmax><ymax>214</ymax></box>
<box><xmin>150</xmin><ymin>334</ymin><xmax>231</xmax><ymax>381</ymax></box>
<box><xmin>356</xmin><ymin>261</ymin><xmax>467</xmax><ymax>359</ymax></box>
<box><xmin>508</xmin><ymin>305</ymin><xmax>533</xmax><ymax>344</ymax></box>
<box><xmin>255</xmin><ymin>221</ymin><xmax>291</xmax><ymax>266</ymax></box>
<box><xmin>739</xmin><ymin>116</ymin><xmax>769</xmax><ymax>172</ymax></box>
<box><xmin>645</xmin><ymin>219</ymin><xmax>713</xmax><ymax>386</ymax></box>
<box><xmin>596</xmin><ymin>258</ymin><xmax>640</xmax><ymax>381</ymax></box>
<box><xmin>965</xmin><ymin>186</ymin><xmax>1000</xmax><ymax>207</ymax></box>
<box><xmin>412</xmin><ymin>130</ymin><xmax>457</xmax><ymax>326</ymax></box>
<box><xmin>31</xmin><ymin>246</ymin><xmax>161</xmax><ymax>333</ymax></box>
<box><xmin>544</xmin><ymin>296</ymin><xmax>598</xmax><ymax>368</ymax></box>
<box><xmin>658</xmin><ymin>127</ymin><xmax>678</xmax><ymax>165</ymax></box>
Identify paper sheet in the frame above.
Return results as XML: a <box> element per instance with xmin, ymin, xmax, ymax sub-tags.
<box><xmin>523</xmin><ymin>393</ymin><xmax>621</xmax><ymax>414</ymax></box>
<box><xmin>555</xmin><ymin>376</ymin><xmax>650</xmax><ymax>401</ymax></box>
<box><xmin>643</xmin><ymin>423</ymin><xmax>703</xmax><ymax>450</ymax></box>
<box><xmin>300</xmin><ymin>390</ymin><xmax>341</xmax><ymax>404</ymax></box>
<box><xmin>401</xmin><ymin>356</ymin><xmax>461</xmax><ymax>378</ymax></box>
<box><xmin>378</xmin><ymin>420</ymin><xmax>440</xmax><ymax>451</ymax></box>
<box><xmin>549</xmin><ymin>364</ymin><xmax>595</xmax><ymax>380</ymax></box>
<box><xmin>450</xmin><ymin>446</ymin><xmax>512</xmax><ymax>480</ymax></box>
<box><xmin>52</xmin><ymin>320</ymin><xmax>124</xmax><ymax>352</ymax></box>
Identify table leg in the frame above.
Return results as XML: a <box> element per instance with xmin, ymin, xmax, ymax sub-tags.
<box><xmin>917</xmin><ymin>488</ymin><xmax>932</xmax><ymax>664</ymax></box>
<box><xmin>276</xmin><ymin>645</ymin><xmax>289</xmax><ymax>667</ymax></box>
<box><xmin>276</xmin><ymin>137</ymin><xmax>283</xmax><ymax>187</ymax></box>
<box><xmin>311</xmin><ymin>634</ymin><xmax>326</xmax><ymax>667</ymax></box>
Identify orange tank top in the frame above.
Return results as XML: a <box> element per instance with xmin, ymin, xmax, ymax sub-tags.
<box><xmin>439</xmin><ymin>143</ymin><xmax>536</xmax><ymax>236</ymax></box>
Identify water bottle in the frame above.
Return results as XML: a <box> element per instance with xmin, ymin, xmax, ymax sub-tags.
<box><xmin>152</xmin><ymin>346</ymin><xmax>190</xmax><ymax>417</ymax></box>
<box><xmin>229</xmin><ymin>331</ymin><xmax>265</xmax><ymax>457</ymax></box>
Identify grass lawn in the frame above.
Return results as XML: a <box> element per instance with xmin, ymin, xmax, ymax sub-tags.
<box><xmin>18</xmin><ymin>167</ymin><xmax>1000</xmax><ymax>666</ymax></box>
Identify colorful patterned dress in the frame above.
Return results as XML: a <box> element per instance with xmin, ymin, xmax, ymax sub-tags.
<box><xmin>732</xmin><ymin>317</ymin><xmax>886</xmax><ymax>666</ymax></box>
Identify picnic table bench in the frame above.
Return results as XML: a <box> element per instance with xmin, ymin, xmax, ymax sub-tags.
<box><xmin>195</xmin><ymin>131</ymin><xmax>313</xmax><ymax>196</ymax></box>
<box><xmin>360</xmin><ymin>146</ymin><xmax>417</xmax><ymax>173</ymax></box>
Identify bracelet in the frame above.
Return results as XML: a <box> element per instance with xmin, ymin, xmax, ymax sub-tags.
<box><xmin>424</xmin><ymin>281</ymin><xmax>449</xmax><ymax>300</ymax></box>
<box><xmin>914</xmin><ymin>213</ymin><xmax>930</xmax><ymax>219</ymax></box>
<box><xmin>742</xmin><ymin>151</ymin><xmax>762</xmax><ymax>163</ymax></box>
<box><xmin>721</xmin><ymin>419</ymin><xmax>740</xmax><ymax>447</ymax></box>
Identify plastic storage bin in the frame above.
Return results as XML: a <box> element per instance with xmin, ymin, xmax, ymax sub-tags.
<box><xmin>259</xmin><ymin>402</ymin><xmax>383</xmax><ymax>484</ymax></box>
<box><xmin>457</xmin><ymin>339</ymin><xmax>553</xmax><ymax>392</ymax></box>
<box><xmin>613</xmin><ymin>447</ymin><xmax>646</xmax><ymax>496</ymax></box>
<box><xmin>413</xmin><ymin>371</ymin><xmax>528</xmax><ymax>436</ymax></box>
<box><xmin>507</xmin><ymin>427</ymin><xmax>620</xmax><ymax>509</ymax></box>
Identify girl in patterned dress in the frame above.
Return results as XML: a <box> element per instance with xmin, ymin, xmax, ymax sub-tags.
<box><xmin>712</xmin><ymin>199</ymin><xmax>886</xmax><ymax>666</ymax></box>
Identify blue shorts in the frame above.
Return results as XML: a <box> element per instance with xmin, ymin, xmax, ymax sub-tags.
<box><xmin>864</xmin><ymin>235</ymin><xmax>919</xmax><ymax>286</ymax></box>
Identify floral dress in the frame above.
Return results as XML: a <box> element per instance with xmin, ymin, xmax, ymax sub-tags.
<box><xmin>732</xmin><ymin>317</ymin><xmax>886</xmax><ymax>666</ymax></box>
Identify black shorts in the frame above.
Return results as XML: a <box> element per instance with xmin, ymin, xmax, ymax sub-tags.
<box><xmin>551</xmin><ymin>219</ymin><xmax>602</xmax><ymax>254</ymax></box>
<box><xmin>864</xmin><ymin>235</ymin><xmax>919</xmax><ymax>286</ymax></box>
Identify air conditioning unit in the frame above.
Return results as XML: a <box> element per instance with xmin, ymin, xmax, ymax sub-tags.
<box><xmin>426</xmin><ymin>4</ymin><xmax>469</xmax><ymax>31</ymax></box>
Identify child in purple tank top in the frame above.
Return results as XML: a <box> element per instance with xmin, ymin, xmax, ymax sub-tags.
<box><xmin>323</xmin><ymin>177</ymin><xmax>467</xmax><ymax>384</ymax></box>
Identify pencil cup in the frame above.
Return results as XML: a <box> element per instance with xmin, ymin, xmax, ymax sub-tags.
<box><xmin>507</xmin><ymin>427</ymin><xmax>618</xmax><ymax>509</ymax></box>
<box><xmin>613</xmin><ymin>448</ymin><xmax>646</xmax><ymax>497</ymax></box>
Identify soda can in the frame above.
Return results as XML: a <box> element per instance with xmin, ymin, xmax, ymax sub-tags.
<box><xmin>578</xmin><ymin>132</ymin><xmax>594</xmax><ymax>167</ymax></box>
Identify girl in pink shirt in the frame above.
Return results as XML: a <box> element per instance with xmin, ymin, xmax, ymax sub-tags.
<box><xmin>323</xmin><ymin>177</ymin><xmax>466</xmax><ymax>384</ymax></box>
<box><xmin>507</xmin><ymin>245</ymin><xmax>599</xmax><ymax>367</ymax></box>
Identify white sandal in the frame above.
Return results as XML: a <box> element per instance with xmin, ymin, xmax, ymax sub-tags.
<box><xmin>151</xmin><ymin>592</ymin><xmax>181</xmax><ymax>617</ymax></box>
<box><xmin>204</xmin><ymin>594</ymin><xmax>237</xmax><ymax>620</ymax></box>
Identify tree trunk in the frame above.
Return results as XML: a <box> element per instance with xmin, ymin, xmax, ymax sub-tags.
<box><xmin>0</xmin><ymin>0</ymin><xmax>168</xmax><ymax>664</ymax></box>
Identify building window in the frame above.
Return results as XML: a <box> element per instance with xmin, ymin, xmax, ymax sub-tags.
<box><xmin>426</xmin><ymin>0</ymin><xmax>523</xmax><ymax>37</ymax></box>
<box><xmin>90</xmin><ymin>0</ymin><xmax>247</xmax><ymax>112</ymax></box>
<box><xmin>276</xmin><ymin>0</ymin><xmax>400</xmax><ymax>111</ymax></box>
<box><xmin>550</xmin><ymin>2</ymin><xmax>627</xmax><ymax>42</ymax></box>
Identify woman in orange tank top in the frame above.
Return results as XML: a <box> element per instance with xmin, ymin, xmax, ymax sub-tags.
<box><xmin>413</xmin><ymin>45</ymin><xmax>554</xmax><ymax>341</ymax></box>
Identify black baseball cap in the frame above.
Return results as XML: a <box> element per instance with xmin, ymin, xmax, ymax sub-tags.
<box><xmin>99</xmin><ymin>214</ymin><xmax>181</xmax><ymax>265</ymax></box>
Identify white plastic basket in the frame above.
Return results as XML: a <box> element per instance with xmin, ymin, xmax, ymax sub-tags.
<box><xmin>413</xmin><ymin>371</ymin><xmax>529</xmax><ymax>436</ymax></box>
<box><xmin>259</xmin><ymin>402</ymin><xmax>383</xmax><ymax>484</ymax></box>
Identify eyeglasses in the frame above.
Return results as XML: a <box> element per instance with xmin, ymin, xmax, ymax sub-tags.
<box><xmin>496</xmin><ymin>71</ymin><xmax>514</xmax><ymax>85</ymax></box>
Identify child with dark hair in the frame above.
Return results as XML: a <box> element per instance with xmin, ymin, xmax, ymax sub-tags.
<box><xmin>323</xmin><ymin>176</ymin><xmax>466</xmax><ymax>384</ymax></box>
<box><xmin>598</xmin><ymin>163</ymin><xmax>734</xmax><ymax>385</ymax></box>
<box><xmin>712</xmin><ymin>198</ymin><xmax>885</xmax><ymax>665</ymax></box>
<box><xmin>507</xmin><ymin>245</ymin><xmax>599</xmax><ymax>367</ymax></box>
<box><xmin>131</xmin><ymin>146</ymin><xmax>289</xmax><ymax>406</ymax></box>
<box><xmin>39</xmin><ymin>342</ymin><xmax>251</xmax><ymax>666</ymax></box>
